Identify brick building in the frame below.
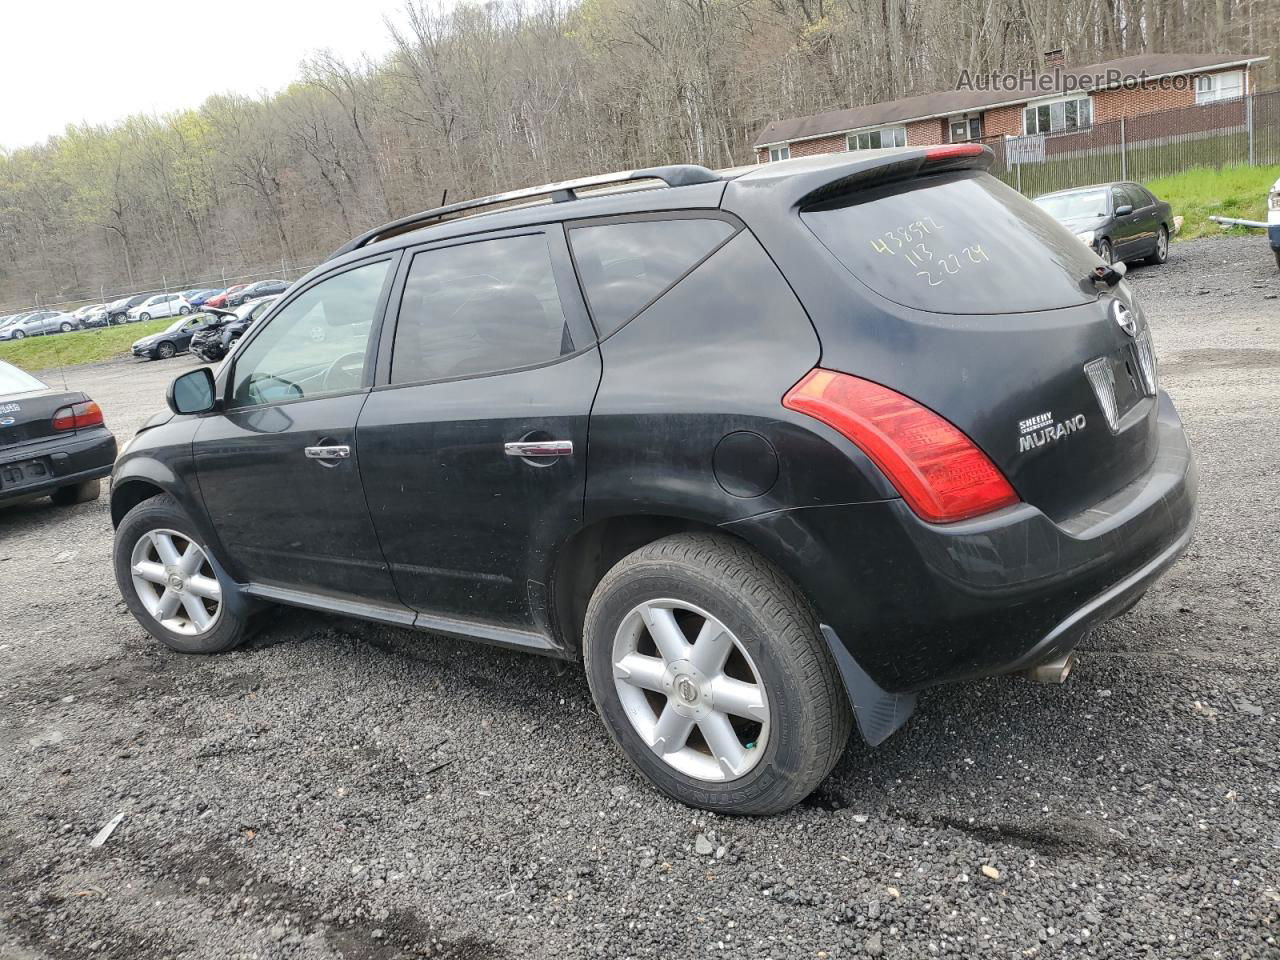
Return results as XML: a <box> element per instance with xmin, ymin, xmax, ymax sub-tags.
<box><xmin>754</xmin><ymin>52</ymin><xmax>1269</xmax><ymax>162</ymax></box>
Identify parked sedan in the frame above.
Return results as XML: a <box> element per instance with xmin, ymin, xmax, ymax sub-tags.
<box><xmin>131</xmin><ymin>315</ymin><xmax>214</xmax><ymax>360</ymax></box>
<box><xmin>203</xmin><ymin>284</ymin><xmax>247</xmax><ymax>310</ymax></box>
<box><xmin>105</xmin><ymin>293</ymin><xmax>154</xmax><ymax>324</ymax></box>
<box><xmin>186</xmin><ymin>289</ymin><xmax>225</xmax><ymax>310</ymax></box>
<box><xmin>0</xmin><ymin>359</ymin><xmax>116</xmax><ymax>507</ymax></box>
<box><xmin>127</xmin><ymin>293</ymin><xmax>193</xmax><ymax>322</ymax></box>
<box><xmin>224</xmin><ymin>279</ymin><xmax>287</xmax><ymax>307</ymax></box>
<box><xmin>0</xmin><ymin>310</ymin><xmax>78</xmax><ymax>340</ymax></box>
<box><xmin>69</xmin><ymin>304</ymin><xmax>106</xmax><ymax>326</ymax></box>
<box><xmin>1033</xmin><ymin>181</ymin><xmax>1172</xmax><ymax>266</ymax></box>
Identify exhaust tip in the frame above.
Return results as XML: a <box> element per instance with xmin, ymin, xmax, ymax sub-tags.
<box><xmin>1024</xmin><ymin>652</ymin><xmax>1077</xmax><ymax>685</ymax></box>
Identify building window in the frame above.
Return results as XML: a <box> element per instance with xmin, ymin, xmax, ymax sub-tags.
<box><xmin>1195</xmin><ymin>70</ymin><xmax>1244</xmax><ymax>104</ymax></box>
<box><xmin>768</xmin><ymin>145</ymin><xmax>790</xmax><ymax>162</ymax></box>
<box><xmin>847</xmin><ymin>126</ymin><xmax>906</xmax><ymax>151</ymax></box>
<box><xmin>1024</xmin><ymin>96</ymin><xmax>1092</xmax><ymax>135</ymax></box>
<box><xmin>949</xmin><ymin>115</ymin><xmax>983</xmax><ymax>143</ymax></box>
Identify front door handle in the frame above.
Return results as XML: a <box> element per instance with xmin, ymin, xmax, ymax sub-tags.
<box><xmin>504</xmin><ymin>440</ymin><xmax>573</xmax><ymax>458</ymax></box>
<box><xmin>305</xmin><ymin>444</ymin><xmax>351</xmax><ymax>460</ymax></box>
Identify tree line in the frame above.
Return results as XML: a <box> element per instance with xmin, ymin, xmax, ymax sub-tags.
<box><xmin>1</xmin><ymin>0</ymin><xmax>1275</xmax><ymax>311</ymax></box>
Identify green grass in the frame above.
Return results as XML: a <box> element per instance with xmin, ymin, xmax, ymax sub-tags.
<box><xmin>0</xmin><ymin>318</ymin><xmax>174</xmax><ymax>373</ymax></box>
<box><xmin>1144</xmin><ymin>164</ymin><xmax>1280</xmax><ymax>240</ymax></box>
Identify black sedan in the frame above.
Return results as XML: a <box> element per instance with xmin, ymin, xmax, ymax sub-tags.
<box><xmin>0</xmin><ymin>360</ymin><xmax>116</xmax><ymax>507</ymax></box>
<box><xmin>131</xmin><ymin>316</ymin><xmax>217</xmax><ymax>361</ymax></box>
<box><xmin>1033</xmin><ymin>181</ymin><xmax>1173</xmax><ymax>266</ymax></box>
<box><xmin>225</xmin><ymin>279</ymin><xmax>287</xmax><ymax>307</ymax></box>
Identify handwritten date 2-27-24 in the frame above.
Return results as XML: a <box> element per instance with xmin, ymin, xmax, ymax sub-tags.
<box><xmin>868</xmin><ymin>217</ymin><xmax>992</xmax><ymax>287</ymax></box>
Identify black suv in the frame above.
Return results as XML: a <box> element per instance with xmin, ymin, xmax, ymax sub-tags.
<box><xmin>110</xmin><ymin>148</ymin><xmax>1197</xmax><ymax>814</ymax></box>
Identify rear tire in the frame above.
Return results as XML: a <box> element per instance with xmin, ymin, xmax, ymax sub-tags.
<box><xmin>583</xmin><ymin>533</ymin><xmax>852</xmax><ymax>815</ymax></box>
<box><xmin>1145</xmin><ymin>226</ymin><xmax>1169</xmax><ymax>265</ymax></box>
<box><xmin>50</xmin><ymin>479</ymin><xmax>101</xmax><ymax>506</ymax></box>
<box><xmin>59</xmin><ymin>322</ymin><xmax>73</xmax><ymax>332</ymax></box>
<box><xmin>113</xmin><ymin>493</ymin><xmax>249</xmax><ymax>654</ymax></box>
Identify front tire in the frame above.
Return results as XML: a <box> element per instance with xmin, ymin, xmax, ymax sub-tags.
<box><xmin>139</xmin><ymin>312</ymin><xmax>151</xmax><ymax>322</ymax></box>
<box><xmin>178</xmin><ymin>305</ymin><xmax>191</xmax><ymax>315</ymax></box>
<box><xmin>156</xmin><ymin>341</ymin><xmax>176</xmax><ymax>359</ymax></box>
<box><xmin>50</xmin><ymin>479</ymin><xmax>101</xmax><ymax>506</ymax></box>
<box><xmin>12</xmin><ymin>330</ymin><xmax>23</xmax><ymax>340</ymax></box>
<box><xmin>1097</xmin><ymin>238</ymin><xmax>1113</xmax><ymax>265</ymax></box>
<box><xmin>583</xmin><ymin>533</ymin><xmax>852</xmax><ymax>815</ymax></box>
<box><xmin>113</xmin><ymin>494</ymin><xmax>248</xmax><ymax>654</ymax></box>
<box><xmin>59</xmin><ymin>322</ymin><xmax>73</xmax><ymax>332</ymax></box>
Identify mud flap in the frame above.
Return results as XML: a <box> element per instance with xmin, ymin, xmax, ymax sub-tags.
<box><xmin>820</xmin><ymin>625</ymin><xmax>917</xmax><ymax>746</ymax></box>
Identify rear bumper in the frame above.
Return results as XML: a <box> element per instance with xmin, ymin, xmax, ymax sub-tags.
<box><xmin>725</xmin><ymin>390</ymin><xmax>1197</xmax><ymax>694</ymax></box>
<box><xmin>0</xmin><ymin>428</ymin><xmax>117</xmax><ymax>504</ymax></box>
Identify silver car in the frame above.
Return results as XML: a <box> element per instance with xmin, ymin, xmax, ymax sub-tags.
<box><xmin>0</xmin><ymin>310</ymin><xmax>78</xmax><ymax>340</ymax></box>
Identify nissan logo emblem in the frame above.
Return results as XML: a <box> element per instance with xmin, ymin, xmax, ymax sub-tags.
<box><xmin>1111</xmin><ymin>300</ymin><xmax>1137</xmax><ymax>337</ymax></box>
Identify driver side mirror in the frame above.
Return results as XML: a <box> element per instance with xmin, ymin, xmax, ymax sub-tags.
<box><xmin>167</xmin><ymin>367</ymin><xmax>217</xmax><ymax>415</ymax></box>
<box><xmin>1115</xmin><ymin>203</ymin><xmax>1133</xmax><ymax>217</ymax></box>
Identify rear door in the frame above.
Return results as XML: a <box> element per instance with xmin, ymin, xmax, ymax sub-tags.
<box><xmin>192</xmin><ymin>255</ymin><xmax>406</xmax><ymax>608</ymax></box>
<box><xmin>356</xmin><ymin>227</ymin><xmax>599</xmax><ymax>636</ymax></box>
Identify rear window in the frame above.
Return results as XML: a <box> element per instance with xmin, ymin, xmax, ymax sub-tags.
<box><xmin>801</xmin><ymin>172</ymin><xmax>1099</xmax><ymax>314</ymax></box>
<box><xmin>0</xmin><ymin>361</ymin><xmax>47</xmax><ymax>395</ymax></box>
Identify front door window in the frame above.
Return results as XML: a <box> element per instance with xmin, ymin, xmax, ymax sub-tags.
<box><xmin>229</xmin><ymin>260</ymin><xmax>390</xmax><ymax>407</ymax></box>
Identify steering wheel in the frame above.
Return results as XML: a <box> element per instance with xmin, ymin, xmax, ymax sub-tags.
<box><xmin>322</xmin><ymin>351</ymin><xmax>366</xmax><ymax>392</ymax></box>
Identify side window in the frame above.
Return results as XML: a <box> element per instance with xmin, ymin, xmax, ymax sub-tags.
<box><xmin>1111</xmin><ymin>187</ymin><xmax>1129</xmax><ymax>212</ymax></box>
<box><xmin>568</xmin><ymin>218</ymin><xmax>736</xmax><ymax>337</ymax></box>
<box><xmin>390</xmin><ymin>233</ymin><xmax>572</xmax><ymax>384</ymax></box>
<box><xmin>229</xmin><ymin>259</ymin><xmax>390</xmax><ymax>408</ymax></box>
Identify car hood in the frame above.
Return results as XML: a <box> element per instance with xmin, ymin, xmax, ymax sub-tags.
<box><xmin>131</xmin><ymin>334</ymin><xmax>164</xmax><ymax>348</ymax></box>
<box><xmin>1055</xmin><ymin>214</ymin><xmax>1109</xmax><ymax>233</ymax></box>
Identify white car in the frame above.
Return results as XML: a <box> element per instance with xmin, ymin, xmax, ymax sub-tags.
<box><xmin>126</xmin><ymin>294</ymin><xmax>193</xmax><ymax>322</ymax></box>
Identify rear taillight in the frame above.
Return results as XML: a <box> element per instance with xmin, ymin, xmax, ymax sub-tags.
<box><xmin>52</xmin><ymin>400</ymin><xmax>104</xmax><ymax>431</ymax></box>
<box><xmin>783</xmin><ymin>369</ymin><xmax>1018</xmax><ymax>523</ymax></box>
<box><xmin>923</xmin><ymin>144</ymin><xmax>986</xmax><ymax>162</ymax></box>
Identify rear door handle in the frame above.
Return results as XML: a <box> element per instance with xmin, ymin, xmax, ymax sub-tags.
<box><xmin>305</xmin><ymin>445</ymin><xmax>351</xmax><ymax>460</ymax></box>
<box><xmin>504</xmin><ymin>440</ymin><xmax>573</xmax><ymax>458</ymax></box>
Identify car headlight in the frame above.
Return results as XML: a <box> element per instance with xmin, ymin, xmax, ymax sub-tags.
<box><xmin>1075</xmin><ymin>229</ymin><xmax>1097</xmax><ymax>245</ymax></box>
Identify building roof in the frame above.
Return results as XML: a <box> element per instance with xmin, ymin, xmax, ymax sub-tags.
<box><xmin>754</xmin><ymin>53</ymin><xmax>1269</xmax><ymax>147</ymax></box>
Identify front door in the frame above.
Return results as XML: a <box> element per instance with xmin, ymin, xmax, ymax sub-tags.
<box><xmin>193</xmin><ymin>255</ymin><xmax>406</xmax><ymax>609</ymax></box>
<box><xmin>357</xmin><ymin>229</ymin><xmax>600</xmax><ymax>635</ymax></box>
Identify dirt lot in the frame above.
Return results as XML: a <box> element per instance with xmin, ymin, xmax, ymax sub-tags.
<box><xmin>1</xmin><ymin>235</ymin><xmax>1278</xmax><ymax>960</ymax></box>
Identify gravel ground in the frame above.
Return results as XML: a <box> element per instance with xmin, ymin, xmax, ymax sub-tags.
<box><xmin>1</xmin><ymin>235</ymin><xmax>1277</xmax><ymax>960</ymax></box>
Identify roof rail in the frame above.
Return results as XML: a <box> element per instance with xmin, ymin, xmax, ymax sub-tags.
<box><xmin>328</xmin><ymin>164</ymin><xmax>721</xmax><ymax>260</ymax></box>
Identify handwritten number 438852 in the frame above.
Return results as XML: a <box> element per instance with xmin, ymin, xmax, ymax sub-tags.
<box><xmin>869</xmin><ymin>217</ymin><xmax>942</xmax><ymax>255</ymax></box>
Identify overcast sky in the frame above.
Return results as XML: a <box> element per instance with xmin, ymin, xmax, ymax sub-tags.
<box><xmin>0</xmin><ymin>0</ymin><xmax>410</xmax><ymax>150</ymax></box>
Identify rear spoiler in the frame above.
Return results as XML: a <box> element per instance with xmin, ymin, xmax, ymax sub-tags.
<box><xmin>798</xmin><ymin>144</ymin><xmax>994</xmax><ymax>208</ymax></box>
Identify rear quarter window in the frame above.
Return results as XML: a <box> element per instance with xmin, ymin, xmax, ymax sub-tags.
<box><xmin>569</xmin><ymin>217</ymin><xmax>736</xmax><ymax>336</ymax></box>
<box><xmin>800</xmin><ymin>172</ymin><xmax>1099</xmax><ymax>315</ymax></box>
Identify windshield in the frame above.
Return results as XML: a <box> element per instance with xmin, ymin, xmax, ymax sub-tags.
<box><xmin>163</xmin><ymin>318</ymin><xmax>190</xmax><ymax>333</ymax></box>
<box><xmin>1034</xmin><ymin>189</ymin><xmax>1109</xmax><ymax>220</ymax></box>
<box><xmin>801</xmin><ymin>171</ymin><xmax>1099</xmax><ymax>315</ymax></box>
<box><xmin>0</xmin><ymin>361</ymin><xmax>48</xmax><ymax>395</ymax></box>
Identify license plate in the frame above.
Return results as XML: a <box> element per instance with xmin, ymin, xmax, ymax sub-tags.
<box><xmin>0</xmin><ymin>457</ymin><xmax>53</xmax><ymax>490</ymax></box>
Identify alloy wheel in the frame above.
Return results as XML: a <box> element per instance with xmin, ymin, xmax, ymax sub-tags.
<box><xmin>1157</xmin><ymin>229</ymin><xmax>1168</xmax><ymax>261</ymax></box>
<box><xmin>129</xmin><ymin>528</ymin><xmax>223</xmax><ymax>635</ymax></box>
<box><xmin>612</xmin><ymin>599</ymin><xmax>770</xmax><ymax>782</ymax></box>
